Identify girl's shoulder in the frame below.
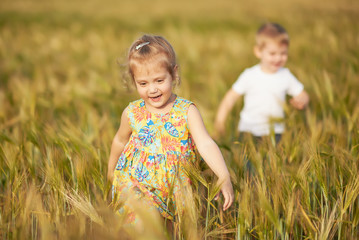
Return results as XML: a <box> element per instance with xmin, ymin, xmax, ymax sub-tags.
<box><xmin>127</xmin><ymin>99</ymin><xmax>145</xmax><ymax>110</ymax></box>
<box><xmin>175</xmin><ymin>96</ymin><xmax>192</xmax><ymax>104</ymax></box>
<box><xmin>173</xmin><ymin>96</ymin><xmax>194</xmax><ymax>111</ymax></box>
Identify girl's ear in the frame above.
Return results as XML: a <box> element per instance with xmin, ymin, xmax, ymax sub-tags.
<box><xmin>173</xmin><ymin>65</ymin><xmax>179</xmax><ymax>76</ymax></box>
<box><xmin>173</xmin><ymin>65</ymin><xmax>180</xmax><ymax>85</ymax></box>
<box><xmin>254</xmin><ymin>46</ymin><xmax>262</xmax><ymax>59</ymax></box>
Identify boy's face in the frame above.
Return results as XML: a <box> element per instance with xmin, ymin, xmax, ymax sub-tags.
<box><xmin>254</xmin><ymin>41</ymin><xmax>288</xmax><ymax>74</ymax></box>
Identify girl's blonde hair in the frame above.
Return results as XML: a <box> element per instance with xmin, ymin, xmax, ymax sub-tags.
<box><xmin>127</xmin><ymin>34</ymin><xmax>180</xmax><ymax>87</ymax></box>
<box><xmin>255</xmin><ymin>23</ymin><xmax>289</xmax><ymax>50</ymax></box>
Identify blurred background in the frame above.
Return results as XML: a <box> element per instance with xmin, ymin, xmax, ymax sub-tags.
<box><xmin>1</xmin><ymin>0</ymin><xmax>358</xmax><ymax>129</ymax></box>
<box><xmin>1</xmin><ymin>0</ymin><xmax>359</xmax><ymax>239</ymax></box>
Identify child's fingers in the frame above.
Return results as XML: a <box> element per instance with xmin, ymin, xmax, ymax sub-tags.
<box><xmin>216</xmin><ymin>178</ymin><xmax>234</xmax><ymax>211</ymax></box>
<box><xmin>291</xmin><ymin>94</ymin><xmax>309</xmax><ymax>110</ymax></box>
<box><xmin>222</xmin><ymin>188</ymin><xmax>234</xmax><ymax>211</ymax></box>
<box><xmin>290</xmin><ymin>98</ymin><xmax>304</xmax><ymax>109</ymax></box>
<box><xmin>214</xmin><ymin>191</ymin><xmax>231</xmax><ymax>210</ymax></box>
<box><xmin>214</xmin><ymin>193</ymin><xmax>220</xmax><ymax>201</ymax></box>
<box><xmin>222</xmin><ymin>191</ymin><xmax>234</xmax><ymax>211</ymax></box>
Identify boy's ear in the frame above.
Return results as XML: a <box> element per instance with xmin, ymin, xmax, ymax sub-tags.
<box><xmin>254</xmin><ymin>46</ymin><xmax>261</xmax><ymax>59</ymax></box>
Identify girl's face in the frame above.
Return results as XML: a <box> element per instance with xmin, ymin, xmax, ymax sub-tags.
<box><xmin>132</xmin><ymin>54</ymin><xmax>177</xmax><ymax>114</ymax></box>
<box><xmin>255</xmin><ymin>41</ymin><xmax>288</xmax><ymax>74</ymax></box>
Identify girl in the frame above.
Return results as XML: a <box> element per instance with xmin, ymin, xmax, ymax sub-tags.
<box><xmin>107</xmin><ymin>34</ymin><xmax>234</xmax><ymax>222</ymax></box>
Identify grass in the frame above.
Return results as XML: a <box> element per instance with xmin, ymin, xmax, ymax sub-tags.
<box><xmin>1</xmin><ymin>0</ymin><xmax>359</xmax><ymax>239</ymax></box>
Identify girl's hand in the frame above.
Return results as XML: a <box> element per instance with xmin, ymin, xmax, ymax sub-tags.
<box><xmin>187</xmin><ymin>105</ymin><xmax>234</xmax><ymax>210</ymax></box>
<box><xmin>216</xmin><ymin>177</ymin><xmax>234</xmax><ymax>211</ymax></box>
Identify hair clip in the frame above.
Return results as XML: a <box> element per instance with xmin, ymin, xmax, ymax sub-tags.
<box><xmin>135</xmin><ymin>42</ymin><xmax>150</xmax><ymax>50</ymax></box>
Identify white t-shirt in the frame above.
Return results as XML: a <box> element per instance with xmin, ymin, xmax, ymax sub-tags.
<box><xmin>232</xmin><ymin>64</ymin><xmax>304</xmax><ymax>136</ymax></box>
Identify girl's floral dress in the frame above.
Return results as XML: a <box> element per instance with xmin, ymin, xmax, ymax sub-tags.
<box><xmin>112</xmin><ymin>96</ymin><xmax>199</xmax><ymax>221</ymax></box>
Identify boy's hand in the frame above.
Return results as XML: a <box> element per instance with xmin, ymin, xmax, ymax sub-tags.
<box><xmin>215</xmin><ymin>177</ymin><xmax>234</xmax><ymax>211</ymax></box>
<box><xmin>290</xmin><ymin>91</ymin><xmax>309</xmax><ymax>110</ymax></box>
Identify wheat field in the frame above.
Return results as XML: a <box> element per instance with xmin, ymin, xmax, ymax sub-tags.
<box><xmin>1</xmin><ymin>0</ymin><xmax>359</xmax><ymax>239</ymax></box>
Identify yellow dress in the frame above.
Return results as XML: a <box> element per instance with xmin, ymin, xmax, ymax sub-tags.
<box><xmin>112</xmin><ymin>96</ymin><xmax>199</xmax><ymax>221</ymax></box>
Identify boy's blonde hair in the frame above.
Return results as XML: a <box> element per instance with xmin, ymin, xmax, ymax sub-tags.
<box><xmin>127</xmin><ymin>34</ymin><xmax>180</xmax><ymax>86</ymax></box>
<box><xmin>255</xmin><ymin>23</ymin><xmax>289</xmax><ymax>50</ymax></box>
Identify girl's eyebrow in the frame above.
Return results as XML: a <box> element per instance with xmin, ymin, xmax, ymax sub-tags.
<box><xmin>136</xmin><ymin>74</ymin><xmax>167</xmax><ymax>82</ymax></box>
<box><xmin>154</xmin><ymin>76</ymin><xmax>165</xmax><ymax>80</ymax></box>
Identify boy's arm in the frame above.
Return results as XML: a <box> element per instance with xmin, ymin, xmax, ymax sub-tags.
<box><xmin>107</xmin><ymin>108</ymin><xmax>132</xmax><ymax>182</ymax></box>
<box><xmin>188</xmin><ymin>105</ymin><xmax>234</xmax><ymax>211</ymax></box>
<box><xmin>214</xmin><ymin>89</ymin><xmax>241</xmax><ymax>136</ymax></box>
<box><xmin>289</xmin><ymin>90</ymin><xmax>309</xmax><ymax>110</ymax></box>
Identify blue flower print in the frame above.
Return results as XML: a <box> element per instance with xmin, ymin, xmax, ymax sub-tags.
<box><xmin>146</xmin><ymin>155</ymin><xmax>155</xmax><ymax>168</ymax></box>
<box><xmin>156</xmin><ymin>154</ymin><xmax>165</xmax><ymax>164</ymax></box>
<box><xmin>135</xmin><ymin>163</ymin><xmax>149</xmax><ymax>182</ymax></box>
<box><xmin>180</xmin><ymin>139</ymin><xmax>188</xmax><ymax>153</ymax></box>
<box><xmin>180</xmin><ymin>139</ymin><xmax>188</xmax><ymax>147</ymax></box>
<box><xmin>164</xmin><ymin>122</ymin><xmax>179</xmax><ymax>137</ymax></box>
<box><xmin>139</xmin><ymin>125</ymin><xmax>155</xmax><ymax>146</ymax></box>
<box><xmin>116</xmin><ymin>155</ymin><xmax>127</xmax><ymax>170</ymax></box>
<box><xmin>148</xmin><ymin>155</ymin><xmax>155</xmax><ymax>163</ymax></box>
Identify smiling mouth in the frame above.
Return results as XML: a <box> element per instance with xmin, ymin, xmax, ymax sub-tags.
<box><xmin>150</xmin><ymin>95</ymin><xmax>162</xmax><ymax>102</ymax></box>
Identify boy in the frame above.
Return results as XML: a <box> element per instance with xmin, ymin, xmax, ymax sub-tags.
<box><xmin>215</xmin><ymin>23</ymin><xmax>309</xmax><ymax>142</ymax></box>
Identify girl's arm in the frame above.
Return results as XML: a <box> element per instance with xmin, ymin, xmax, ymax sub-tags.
<box><xmin>214</xmin><ymin>89</ymin><xmax>241</xmax><ymax>136</ymax></box>
<box><xmin>107</xmin><ymin>108</ymin><xmax>132</xmax><ymax>182</ymax></box>
<box><xmin>188</xmin><ymin>105</ymin><xmax>234</xmax><ymax>211</ymax></box>
<box><xmin>289</xmin><ymin>90</ymin><xmax>309</xmax><ymax>110</ymax></box>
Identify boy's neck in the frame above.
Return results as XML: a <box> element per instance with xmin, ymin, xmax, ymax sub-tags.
<box><xmin>259</xmin><ymin>64</ymin><xmax>281</xmax><ymax>74</ymax></box>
